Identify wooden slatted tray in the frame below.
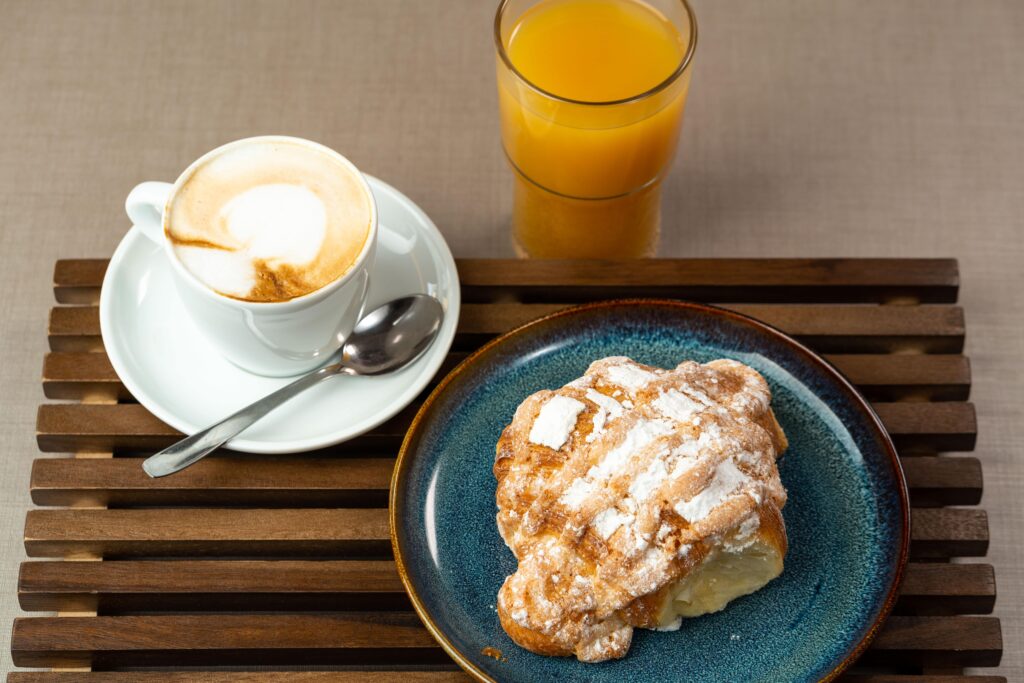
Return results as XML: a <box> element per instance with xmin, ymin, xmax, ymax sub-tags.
<box><xmin>9</xmin><ymin>258</ymin><xmax>1003</xmax><ymax>682</ymax></box>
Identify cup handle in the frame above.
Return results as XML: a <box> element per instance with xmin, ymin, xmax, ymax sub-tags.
<box><xmin>125</xmin><ymin>181</ymin><xmax>174</xmax><ymax>244</ymax></box>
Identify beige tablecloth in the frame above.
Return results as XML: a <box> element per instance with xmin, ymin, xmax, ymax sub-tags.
<box><xmin>1</xmin><ymin>0</ymin><xmax>1021</xmax><ymax>676</ymax></box>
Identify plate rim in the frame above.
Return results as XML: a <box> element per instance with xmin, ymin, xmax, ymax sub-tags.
<box><xmin>99</xmin><ymin>174</ymin><xmax>461</xmax><ymax>454</ymax></box>
<box><xmin>390</xmin><ymin>298</ymin><xmax>911</xmax><ymax>683</ymax></box>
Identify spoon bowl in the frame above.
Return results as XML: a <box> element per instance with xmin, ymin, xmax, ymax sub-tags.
<box><xmin>343</xmin><ymin>295</ymin><xmax>444</xmax><ymax>375</ymax></box>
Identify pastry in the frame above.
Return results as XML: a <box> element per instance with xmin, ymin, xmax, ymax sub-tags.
<box><xmin>494</xmin><ymin>356</ymin><xmax>789</xmax><ymax>662</ymax></box>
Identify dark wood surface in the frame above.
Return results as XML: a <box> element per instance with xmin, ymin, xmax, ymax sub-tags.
<box><xmin>9</xmin><ymin>258</ymin><xmax>1002</xmax><ymax>682</ymax></box>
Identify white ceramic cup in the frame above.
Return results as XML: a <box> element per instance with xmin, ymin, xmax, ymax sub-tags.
<box><xmin>125</xmin><ymin>136</ymin><xmax>378</xmax><ymax>377</ymax></box>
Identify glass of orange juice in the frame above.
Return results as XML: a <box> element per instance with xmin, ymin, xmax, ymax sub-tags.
<box><xmin>494</xmin><ymin>0</ymin><xmax>697</xmax><ymax>258</ymax></box>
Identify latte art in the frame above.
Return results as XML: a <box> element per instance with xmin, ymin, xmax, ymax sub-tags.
<box><xmin>166</xmin><ymin>140</ymin><xmax>373</xmax><ymax>302</ymax></box>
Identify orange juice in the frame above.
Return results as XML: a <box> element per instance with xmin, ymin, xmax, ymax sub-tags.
<box><xmin>495</xmin><ymin>0</ymin><xmax>696</xmax><ymax>257</ymax></box>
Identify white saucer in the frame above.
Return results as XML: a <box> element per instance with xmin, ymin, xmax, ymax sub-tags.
<box><xmin>100</xmin><ymin>175</ymin><xmax>460</xmax><ymax>454</ymax></box>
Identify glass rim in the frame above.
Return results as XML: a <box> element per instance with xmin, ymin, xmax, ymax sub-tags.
<box><xmin>493</xmin><ymin>0</ymin><xmax>698</xmax><ymax>107</ymax></box>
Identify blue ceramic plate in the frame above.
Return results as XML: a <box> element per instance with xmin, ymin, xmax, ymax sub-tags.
<box><xmin>391</xmin><ymin>300</ymin><xmax>909</xmax><ymax>683</ymax></box>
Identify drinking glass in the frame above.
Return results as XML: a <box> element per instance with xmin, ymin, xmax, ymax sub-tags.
<box><xmin>494</xmin><ymin>0</ymin><xmax>697</xmax><ymax>258</ymax></box>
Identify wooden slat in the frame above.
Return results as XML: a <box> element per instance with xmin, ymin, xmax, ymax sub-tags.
<box><xmin>34</xmin><ymin>401</ymin><xmax>978</xmax><ymax>454</ymax></box>
<box><xmin>10</xmin><ymin>614</ymin><xmax>448</xmax><ymax>668</ymax></box>
<box><xmin>30</xmin><ymin>458</ymin><xmax>393</xmax><ymax>507</ymax></box>
<box><xmin>4</xmin><ymin>675</ymin><xmax>1009</xmax><ymax>683</ymax></box>
<box><xmin>910</xmin><ymin>509</ymin><xmax>989</xmax><ymax>558</ymax></box>
<box><xmin>896</xmin><ymin>563</ymin><xmax>996</xmax><ymax>615</ymax></box>
<box><xmin>18</xmin><ymin>560</ymin><xmax>405</xmax><ymax>613</ymax></box>
<box><xmin>55</xmin><ymin>258</ymin><xmax>960</xmax><ymax>304</ymax></box>
<box><xmin>872</xmin><ymin>403</ymin><xmax>977</xmax><ymax>452</ymax></box>
<box><xmin>453</xmin><ymin>303</ymin><xmax>966</xmax><ymax>353</ymax></box>
<box><xmin>457</xmin><ymin>258</ymin><xmax>961</xmax><ymax>303</ymax></box>
<box><xmin>41</xmin><ymin>353</ymin><xmax>128</xmax><ymax>401</ymax></box>
<box><xmin>52</xmin><ymin>259</ymin><xmax>108</xmax><ymax>304</ymax></box>
<box><xmin>900</xmin><ymin>457</ymin><xmax>983</xmax><ymax>507</ymax></box>
<box><xmin>48</xmin><ymin>303</ymin><xmax>967</xmax><ymax>354</ymax></box>
<box><xmin>23</xmin><ymin>507</ymin><xmax>985</xmax><ymax>559</ymax></box>
<box><xmin>48</xmin><ymin>307</ymin><xmax>103</xmax><ymax>352</ymax></box>
<box><xmin>24</xmin><ymin>509</ymin><xmax>391</xmax><ymax>558</ymax></box>
<box><xmin>9</xmin><ymin>674</ymin><xmax>470</xmax><ymax>683</ymax></box>
<box><xmin>863</xmin><ymin>616</ymin><xmax>1002</xmax><ymax>667</ymax></box>
<box><xmin>29</xmin><ymin>455</ymin><xmax>982</xmax><ymax>509</ymax></box>
<box><xmin>37</xmin><ymin>404</ymin><xmax>181</xmax><ymax>453</ymax></box>
<box><xmin>10</xmin><ymin>614</ymin><xmax>998</xmax><ymax>669</ymax></box>
<box><xmin>448</xmin><ymin>303</ymin><xmax>965</xmax><ymax>338</ymax></box>
<box><xmin>17</xmin><ymin>560</ymin><xmax>994</xmax><ymax>615</ymax></box>
<box><xmin>40</xmin><ymin>351</ymin><xmax>972</xmax><ymax>403</ymax></box>
<box><xmin>34</xmin><ymin>403</ymin><xmax>419</xmax><ymax>453</ymax></box>
<box><xmin>823</xmin><ymin>354</ymin><xmax>970</xmax><ymax>401</ymax></box>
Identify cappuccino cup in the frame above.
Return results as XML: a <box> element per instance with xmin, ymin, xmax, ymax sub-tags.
<box><xmin>125</xmin><ymin>136</ymin><xmax>378</xmax><ymax>377</ymax></box>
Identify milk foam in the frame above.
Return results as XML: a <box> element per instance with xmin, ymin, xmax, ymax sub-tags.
<box><xmin>224</xmin><ymin>184</ymin><xmax>327</xmax><ymax>264</ymax></box>
<box><xmin>174</xmin><ymin>246</ymin><xmax>256</xmax><ymax>299</ymax></box>
<box><xmin>166</xmin><ymin>140</ymin><xmax>372</xmax><ymax>302</ymax></box>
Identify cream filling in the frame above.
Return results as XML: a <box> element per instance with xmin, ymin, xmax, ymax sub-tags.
<box><xmin>654</xmin><ymin>539</ymin><xmax>784</xmax><ymax>629</ymax></box>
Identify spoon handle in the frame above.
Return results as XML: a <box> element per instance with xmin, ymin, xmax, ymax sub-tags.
<box><xmin>142</xmin><ymin>364</ymin><xmax>343</xmax><ymax>478</ymax></box>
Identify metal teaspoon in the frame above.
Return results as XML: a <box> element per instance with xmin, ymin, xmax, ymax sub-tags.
<box><xmin>142</xmin><ymin>294</ymin><xmax>444</xmax><ymax>478</ymax></box>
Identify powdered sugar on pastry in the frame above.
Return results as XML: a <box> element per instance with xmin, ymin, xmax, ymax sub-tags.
<box><xmin>653</xmin><ymin>388</ymin><xmax>705</xmax><ymax>423</ymax></box>
<box><xmin>604</xmin><ymin>360</ymin><xmax>660</xmax><ymax>392</ymax></box>
<box><xmin>585</xmin><ymin>418</ymin><xmax>674</xmax><ymax>483</ymax></box>
<box><xmin>494</xmin><ymin>357</ymin><xmax>789</xmax><ymax>662</ymax></box>
<box><xmin>584</xmin><ymin>388</ymin><xmax>624</xmax><ymax>442</ymax></box>
<box><xmin>528</xmin><ymin>395</ymin><xmax>586</xmax><ymax>450</ymax></box>
<box><xmin>673</xmin><ymin>458</ymin><xmax>749</xmax><ymax>523</ymax></box>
